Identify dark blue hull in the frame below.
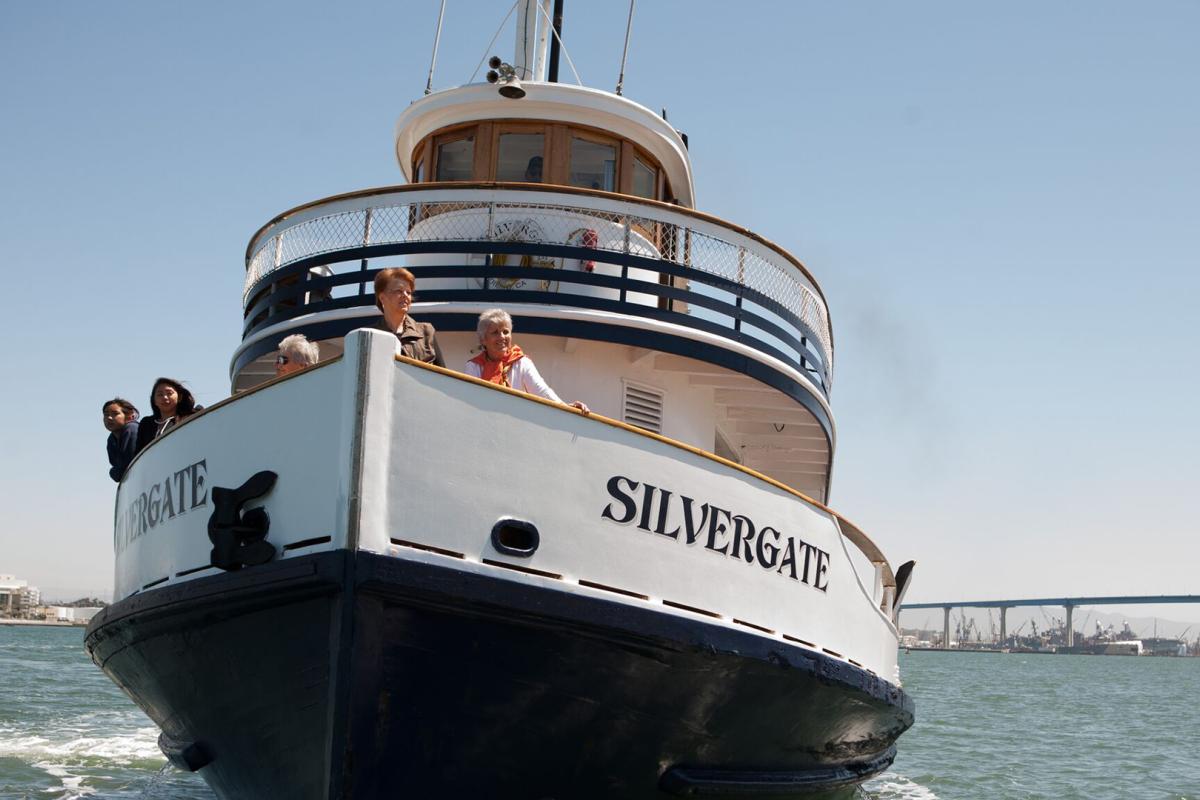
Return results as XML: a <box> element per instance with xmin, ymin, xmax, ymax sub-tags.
<box><xmin>85</xmin><ymin>550</ymin><xmax>913</xmax><ymax>799</ymax></box>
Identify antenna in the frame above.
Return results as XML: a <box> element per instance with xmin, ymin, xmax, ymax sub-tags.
<box><xmin>425</xmin><ymin>0</ymin><xmax>448</xmax><ymax>95</ymax></box>
<box><xmin>615</xmin><ymin>0</ymin><xmax>636</xmax><ymax>96</ymax></box>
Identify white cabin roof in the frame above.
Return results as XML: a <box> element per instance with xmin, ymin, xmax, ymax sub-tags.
<box><xmin>395</xmin><ymin>82</ymin><xmax>696</xmax><ymax>208</ymax></box>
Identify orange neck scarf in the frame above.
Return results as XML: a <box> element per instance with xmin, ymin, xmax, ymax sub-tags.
<box><xmin>469</xmin><ymin>344</ymin><xmax>524</xmax><ymax>387</ymax></box>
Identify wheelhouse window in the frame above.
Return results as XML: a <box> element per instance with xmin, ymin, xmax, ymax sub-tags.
<box><xmin>415</xmin><ymin>123</ymin><xmax>669</xmax><ymax>198</ymax></box>
<box><xmin>569</xmin><ymin>137</ymin><xmax>616</xmax><ymax>191</ymax></box>
<box><xmin>631</xmin><ymin>157</ymin><xmax>657</xmax><ymax>200</ymax></box>
<box><xmin>496</xmin><ymin>133</ymin><xmax>544</xmax><ymax>182</ymax></box>
<box><xmin>435</xmin><ymin>135</ymin><xmax>473</xmax><ymax>181</ymax></box>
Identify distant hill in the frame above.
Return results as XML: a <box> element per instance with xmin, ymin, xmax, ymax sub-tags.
<box><xmin>47</xmin><ymin>597</ymin><xmax>109</xmax><ymax>608</ymax></box>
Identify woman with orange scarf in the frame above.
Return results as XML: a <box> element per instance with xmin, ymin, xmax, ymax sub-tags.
<box><xmin>465</xmin><ymin>309</ymin><xmax>590</xmax><ymax>414</ymax></box>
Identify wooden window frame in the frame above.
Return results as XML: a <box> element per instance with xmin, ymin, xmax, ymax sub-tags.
<box><xmin>492</xmin><ymin>122</ymin><xmax>549</xmax><ymax>182</ymax></box>
<box><xmin>567</xmin><ymin>128</ymin><xmax>621</xmax><ymax>192</ymax></box>
<box><xmin>430</xmin><ymin>124</ymin><xmax>478</xmax><ymax>183</ymax></box>
<box><xmin>414</xmin><ymin>121</ymin><xmax>670</xmax><ymax>200</ymax></box>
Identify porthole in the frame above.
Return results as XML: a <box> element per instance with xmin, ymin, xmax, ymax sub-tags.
<box><xmin>490</xmin><ymin>518</ymin><xmax>540</xmax><ymax>557</ymax></box>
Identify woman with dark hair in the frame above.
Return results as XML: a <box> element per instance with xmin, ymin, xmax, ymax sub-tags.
<box><xmin>135</xmin><ymin>378</ymin><xmax>203</xmax><ymax>454</ymax></box>
<box><xmin>102</xmin><ymin>397</ymin><xmax>141</xmax><ymax>482</ymax></box>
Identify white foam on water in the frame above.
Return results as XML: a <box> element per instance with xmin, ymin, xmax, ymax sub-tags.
<box><xmin>0</xmin><ymin>725</ymin><xmax>162</xmax><ymax>765</ymax></box>
<box><xmin>862</xmin><ymin>771</ymin><xmax>940</xmax><ymax>800</ymax></box>
<box><xmin>0</xmin><ymin>725</ymin><xmax>164</xmax><ymax>800</ymax></box>
<box><xmin>32</xmin><ymin>762</ymin><xmax>97</xmax><ymax>799</ymax></box>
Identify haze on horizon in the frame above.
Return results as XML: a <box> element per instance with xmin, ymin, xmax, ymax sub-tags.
<box><xmin>1</xmin><ymin>2</ymin><xmax>1196</xmax><ymax>619</ymax></box>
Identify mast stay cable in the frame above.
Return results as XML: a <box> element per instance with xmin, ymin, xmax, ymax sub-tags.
<box><xmin>469</xmin><ymin>1</ymin><xmax>520</xmax><ymax>83</ymax></box>
<box><xmin>425</xmin><ymin>0</ymin><xmax>449</xmax><ymax>95</ymax></box>
<box><xmin>536</xmin><ymin>0</ymin><xmax>582</xmax><ymax>85</ymax></box>
<box><xmin>615</xmin><ymin>0</ymin><xmax>636</xmax><ymax>96</ymax></box>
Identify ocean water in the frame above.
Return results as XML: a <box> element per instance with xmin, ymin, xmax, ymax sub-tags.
<box><xmin>2</xmin><ymin>625</ymin><xmax>1197</xmax><ymax>799</ymax></box>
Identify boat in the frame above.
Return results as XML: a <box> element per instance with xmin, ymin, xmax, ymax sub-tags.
<box><xmin>84</xmin><ymin>5</ymin><xmax>915</xmax><ymax>797</ymax></box>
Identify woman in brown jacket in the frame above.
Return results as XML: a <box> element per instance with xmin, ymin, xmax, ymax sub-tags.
<box><xmin>374</xmin><ymin>267</ymin><xmax>445</xmax><ymax>367</ymax></box>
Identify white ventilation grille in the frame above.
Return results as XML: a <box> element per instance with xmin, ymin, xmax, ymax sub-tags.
<box><xmin>622</xmin><ymin>381</ymin><xmax>664</xmax><ymax>433</ymax></box>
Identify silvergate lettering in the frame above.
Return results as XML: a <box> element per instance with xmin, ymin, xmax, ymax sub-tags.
<box><xmin>115</xmin><ymin>459</ymin><xmax>208</xmax><ymax>554</ymax></box>
<box><xmin>600</xmin><ymin>475</ymin><xmax>831</xmax><ymax>591</ymax></box>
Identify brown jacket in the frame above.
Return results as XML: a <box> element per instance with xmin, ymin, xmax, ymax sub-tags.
<box><xmin>376</xmin><ymin>315</ymin><xmax>445</xmax><ymax>367</ymax></box>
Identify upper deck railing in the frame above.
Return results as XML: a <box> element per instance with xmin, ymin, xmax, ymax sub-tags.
<box><xmin>241</xmin><ymin>183</ymin><xmax>834</xmax><ymax>394</ymax></box>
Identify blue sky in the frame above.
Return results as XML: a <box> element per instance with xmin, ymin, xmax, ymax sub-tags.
<box><xmin>1</xmin><ymin>2</ymin><xmax>1196</xmax><ymax>618</ymax></box>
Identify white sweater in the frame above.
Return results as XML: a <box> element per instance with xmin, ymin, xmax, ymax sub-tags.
<box><xmin>463</xmin><ymin>356</ymin><xmax>564</xmax><ymax>404</ymax></box>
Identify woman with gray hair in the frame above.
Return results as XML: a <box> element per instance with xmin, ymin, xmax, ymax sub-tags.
<box><xmin>275</xmin><ymin>334</ymin><xmax>320</xmax><ymax>377</ymax></box>
<box><xmin>465</xmin><ymin>309</ymin><xmax>589</xmax><ymax>414</ymax></box>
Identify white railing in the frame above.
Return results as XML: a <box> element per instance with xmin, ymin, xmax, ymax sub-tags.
<box><xmin>244</xmin><ymin>184</ymin><xmax>834</xmax><ymax>380</ymax></box>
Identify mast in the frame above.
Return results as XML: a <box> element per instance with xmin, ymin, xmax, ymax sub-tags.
<box><xmin>533</xmin><ymin>0</ymin><xmax>551</xmax><ymax>81</ymax></box>
<box><xmin>514</xmin><ymin>0</ymin><xmax>538</xmax><ymax>80</ymax></box>
<box><xmin>547</xmin><ymin>0</ymin><xmax>564</xmax><ymax>83</ymax></box>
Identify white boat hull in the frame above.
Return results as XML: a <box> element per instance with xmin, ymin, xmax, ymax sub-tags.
<box><xmin>88</xmin><ymin>330</ymin><xmax>911</xmax><ymax>798</ymax></box>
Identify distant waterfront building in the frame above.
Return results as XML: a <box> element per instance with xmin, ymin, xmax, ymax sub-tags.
<box><xmin>1</xmin><ymin>575</ymin><xmax>33</xmax><ymax>617</ymax></box>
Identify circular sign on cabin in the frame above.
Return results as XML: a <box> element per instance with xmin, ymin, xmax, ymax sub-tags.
<box><xmin>485</xmin><ymin>218</ymin><xmax>560</xmax><ymax>292</ymax></box>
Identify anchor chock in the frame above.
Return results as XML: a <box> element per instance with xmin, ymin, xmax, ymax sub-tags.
<box><xmin>208</xmin><ymin>470</ymin><xmax>278</xmax><ymax>571</ymax></box>
<box><xmin>158</xmin><ymin>731</ymin><xmax>213</xmax><ymax>772</ymax></box>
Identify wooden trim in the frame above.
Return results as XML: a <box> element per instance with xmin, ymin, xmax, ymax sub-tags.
<box><xmin>549</xmin><ymin>123</ymin><xmax>569</xmax><ymax>186</ymax></box>
<box><xmin>412</xmin><ymin>132</ymin><xmax>434</xmax><ymax>184</ymax></box>
<box><xmin>472</xmin><ymin>121</ymin><xmax>493</xmax><ymax>181</ymax></box>
<box><xmin>618</xmin><ymin>141</ymin><xmax>635</xmax><ymax>196</ymax></box>
<box><xmin>419</xmin><ymin>138</ymin><xmax>433</xmax><ymax>182</ymax></box>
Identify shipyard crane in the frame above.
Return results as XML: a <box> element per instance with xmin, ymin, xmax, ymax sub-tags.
<box><xmin>957</xmin><ymin>611</ymin><xmax>978</xmax><ymax>646</ymax></box>
<box><xmin>1009</xmin><ymin>620</ymin><xmax>1029</xmax><ymax>648</ymax></box>
<box><xmin>1078</xmin><ymin>611</ymin><xmax>1093</xmax><ymax>643</ymax></box>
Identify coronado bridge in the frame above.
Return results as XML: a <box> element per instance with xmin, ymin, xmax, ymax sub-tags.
<box><xmin>900</xmin><ymin>595</ymin><xmax>1200</xmax><ymax>648</ymax></box>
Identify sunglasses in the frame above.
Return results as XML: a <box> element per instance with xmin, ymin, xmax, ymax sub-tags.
<box><xmin>275</xmin><ymin>355</ymin><xmax>289</xmax><ymax>366</ymax></box>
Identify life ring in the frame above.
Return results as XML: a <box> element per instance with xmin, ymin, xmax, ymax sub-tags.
<box><xmin>565</xmin><ymin>227</ymin><xmax>598</xmax><ymax>272</ymax></box>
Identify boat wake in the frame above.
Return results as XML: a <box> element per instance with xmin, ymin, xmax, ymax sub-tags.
<box><xmin>861</xmin><ymin>771</ymin><xmax>940</xmax><ymax>800</ymax></box>
<box><xmin>0</xmin><ymin>718</ymin><xmax>164</xmax><ymax>799</ymax></box>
